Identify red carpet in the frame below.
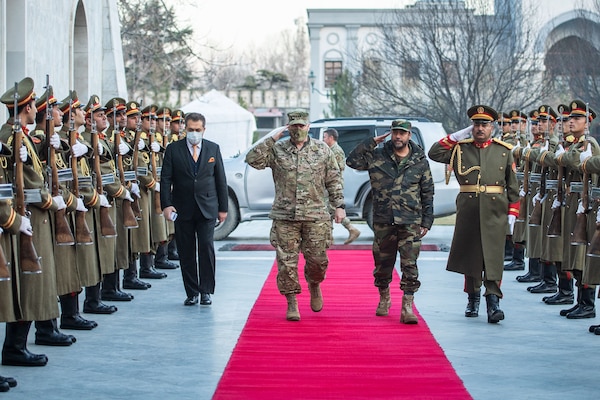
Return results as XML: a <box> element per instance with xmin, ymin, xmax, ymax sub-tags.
<box><xmin>213</xmin><ymin>250</ymin><xmax>471</xmax><ymax>400</ymax></box>
<box><xmin>227</xmin><ymin>243</ymin><xmax>441</xmax><ymax>251</ymax></box>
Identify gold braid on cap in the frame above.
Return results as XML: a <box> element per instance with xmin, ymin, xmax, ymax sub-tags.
<box><xmin>448</xmin><ymin>143</ymin><xmax>482</xmax><ymax>192</ymax></box>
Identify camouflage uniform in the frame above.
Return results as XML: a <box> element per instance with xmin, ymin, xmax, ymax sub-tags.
<box><xmin>346</xmin><ymin>138</ymin><xmax>434</xmax><ymax>294</ymax></box>
<box><xmin>246</xmin><ymin>135</ymin><xmax>343</xmax><ymax>294</ymax></box>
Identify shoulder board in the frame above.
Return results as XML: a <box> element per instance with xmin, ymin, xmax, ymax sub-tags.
<box><xmin>492</xmin><ymin>138</ymin><xmax>513</xmax><ymax>150</ymax></box>
<box><xmin>458</xmin><ymin>138</ymin><xmax>474</xmax><ymax>144</ymax></box>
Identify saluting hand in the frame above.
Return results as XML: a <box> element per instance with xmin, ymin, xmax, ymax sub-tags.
<box><xmin>373</xmin><ymin>131</ymin><xmax>391</xmax><ymax>144</ymax></box>
<box><xmin>272</xmin><ymin>126</ymin><xmax>287</xmax><ymax>141</ymax></box>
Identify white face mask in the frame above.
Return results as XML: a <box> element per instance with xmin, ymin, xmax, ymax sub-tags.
<box><xmin>187</xmin><ymin>131</ymin><xmax>203</xmax><ymax>145</ymax></box>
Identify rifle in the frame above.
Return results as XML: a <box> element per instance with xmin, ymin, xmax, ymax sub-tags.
<box><xmin>548</xmin><ymin>108</ymin><xmax>567</xmax><ymax>237</ymax></box>
<box><xmin>529</xmin><ymin>109</ymin><xmax>551</xmax><ymax>227</ymax></box>
<box><xmin>44</xmin><ymin>76</ymin><xmax>75</xmax><ymax>245</ymax></box>
<box><xmin>67</xmin><ymin>92</ymin><xmax>93</xmax><ymax>245</ymax></box>
<box><xmin>12</xmin><ymin>83</ymin><xmax>42</xmax><ymax>274</ymax></box>
<box><xmin>112</xmin><ymin>102</ymin><xmax>138</xmax><ymax>229</ymax></box>
<box><xmin>90</xmin><ymin>108</ymin><xmax>117</xmax><ymax>237</ymax></box>
<box><xmin>516</xmin><ymin>149</ymin><xmax>530</xmax><ymax>223</ymax></box>
<box><xmin>571</xmin><ymin>103</ymin><xmax>591</xmax><ymax>245</ymax></box>
<box><xmin>132</xmin><ymin>112</ymin><xmax>145</xmax><ymax>220</ymax></box>
<box><xmin>148</xmin><ymin>109</ymin><xmax>162</xmax><ymax>215</ymax></box>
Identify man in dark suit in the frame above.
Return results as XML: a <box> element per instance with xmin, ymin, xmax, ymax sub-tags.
<box><xmin>160</xmin><ymin>112</ymin><xmax>228</xmax><ymax>306</ymax></box>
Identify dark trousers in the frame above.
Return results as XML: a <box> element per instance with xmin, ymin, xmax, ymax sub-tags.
<box><xmin>175</xmin><ymin>207</ymin><xmax>216</xmax><ymax>298</ymax></box>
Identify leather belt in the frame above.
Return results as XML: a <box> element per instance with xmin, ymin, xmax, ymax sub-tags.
<box><xmin>460</xmin><ymin>184</ymin><xmax>505</xmax><ymax>194</ymax></box>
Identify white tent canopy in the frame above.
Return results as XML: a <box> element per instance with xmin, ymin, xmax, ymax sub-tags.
<box><xmin>181</xmin><ymin>90</ymin><xmax>257</xmax><ymax>158</ymax></box>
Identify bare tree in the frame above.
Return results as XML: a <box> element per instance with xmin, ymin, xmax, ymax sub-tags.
<box><xmin>353</xmin><ymin>0</ymin><xmax>545</xmax><ymax>131</ymax></box>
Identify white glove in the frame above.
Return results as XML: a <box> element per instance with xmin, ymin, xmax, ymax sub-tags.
<box><xmin>76</xmin><ymin>198</ymin><xmax>87</xmax><ymax>212</ymax></box>
<box><xmin>596</xmin><ymin>210</ymin><xmax>600</xmax><ymax>224</ymax></box>
<box><xmin>130</xmin><ymin>182</ymin><xmax>140</xmax><ymax>198</ymax></box>
<box><xmin>19</xmin><ymin>145</ymin><xmax>27</xmax><ymax>162</ymax></box>
<box><xmin>580</xmin><ymin>143</ymin><xmax>592</xmax><ymax>163</ymax></box>
<box><xmin>150</xmin><ymin>141</ymin><xmax>160</xmax><ymax>153</ymax></box>
<box><xmin>508</xmin><ymin>214</ymin><xmax>516</xmax><ymax>235</ymax></box>
<box><xmin>124</xmin><ymin>189</ymin><xmax>134</xmax><ymax>202</ymax></box>
<box><xmin>449</xmin><ymin>125</ymin><xmax>473</xmax><ymax>142</ymax></box>
<box><xmin>99</xmin><ymin>194</ymin><xmax>111</xmax><ymax>208</ymax></box>
<box><xmin>532</xmin><ymin>193</ymin><xmax>541</xmax><ymax>207</ymax></box>
<box><xmin>555</xmin><ymin>144</ymin><xmax>565</xmax><ymax>157</ymax></box>
<box><xmin>53</xmin><ymin>195</ymin><xmax>66</xmax><ymax>211</ymax></box>
<box><xmin>541</xmin><ymin>140</ymin><xmax>549</xmax><ymax>152</ymax></box>
<box><xmin>577</xmin><ymin>200</ymin><xmax>585</xmax><ymax>214</ymax></box>
<box><xmin>552</xmin><ymin>198</ymin><xmax>561</xmax><ymax>209</ymax></box>
<box><xmin>19</xmin><ymin>216</ymin><xmax>32</xmax><ymax>236</ymax></box>
<box><xmin>72</xmin><ymin>141</ymin><xmax>88</xmax><ymax>158</ymax></box>
<box><xmin>97</xmin><ymin>141</ymin><xmax>104</xmax><ymax>155</ymax></box>
<box><xmin>154</xmin><ymin>182</ymin><xmax>160</xmax><ymax>193</ymax></box>
<box><xmin>50</xmin><ymin>133</ymin><xmax>61</xmax><ymax>150</ymax></box>
<box><xmin>519</xmin><ymin>188</ymin><xmax>526</xmax><ymax>198</ymax></box>
<box><xmin>118</xmin><ymin>142</ymin><xmax>129</xmax><ymax>156</ymax></box>
<box><xmin>137</xmin><ymin>139</ymin><xmax>145</xmax><ymax>150</ymax></box>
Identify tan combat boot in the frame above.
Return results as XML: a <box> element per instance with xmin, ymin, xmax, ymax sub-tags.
<box><xmin>308</xmin><ymin>283</ymin><xmax>323</xmax><ymax>312</ymax></box>
<box><xmin>285</xmin><ymin>294</ymin><xmax>300</xmax><ymax>321</ymax></box>
<box><xmin>400</xmin><ymin>294</ymin><xmax>418</xmax><ymax>324</ymax></box>
<box><xmin>376</xmin><ymin>287</ymin><xmax>391</xmax><ymax>316</ymax></box>
<box><xmin>344</xmin><ymin>225</ymin><xmax>361</xmax><ymax>245</ymax></box>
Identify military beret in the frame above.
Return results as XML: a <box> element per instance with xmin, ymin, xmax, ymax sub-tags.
<box><xmin>537</xmin><ymin>105</ymin><xmax>557</xmax><ymax>121</ymax></box>
<box><xmin>105</xmin><ymin>97</ymin><xmax>127</xmax><ymax>116</ymax></box>
<box><xmin>141</xmin><ymin>104</ymin><xmax>158</xmax><ymax>119</ymax></box>
<box><xmin>126</xmin><ymin>101</ymin><xmax>141</xmax><ymax>116</ymax></box>
<box><xmin>569</xmin><ymin>99</ymin><xmax>597</xmax><ymax>121</ymax></box>
<box><xmin>390</xmin><ymin>119</ymin><xmax>411</xmax><ymax>132</ymax></box>
<box><xmin>85</xmin><ymin>95</ymin><xmax>106</xmax><ymax>115</ymax></box>
<box><xmin>0</xmin><ymin>77</ymin><xmax>36</xmax><ymax>108</ymax></box>
<box><xmin>59</xmin><ymin>90</ymin><xmax>84</xmax><ymax>113</ymax></box>
<box><xmin>287</xmin><ymin>109</ymin><xmax>309</xmax><ymax>126</ymax></box>
<box><xmin>35</xmin><ymin>87</ymin><xmax>58</xmax><ymax>113</ymax></box>
<box><xmin>468</xmin><ymin>105</ymin><xmax>498</xmax><ymax>122</ymax></box>
<box><xmin>171</xmin><ymin>109</ymin><xmax>184</xmax><ymax>123</ymax></box>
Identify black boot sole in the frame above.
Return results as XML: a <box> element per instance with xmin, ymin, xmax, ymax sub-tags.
<box><xmin>487</xmin><ymin>310</ymin><xmax>505</xmax><ymax>323</ymax></box>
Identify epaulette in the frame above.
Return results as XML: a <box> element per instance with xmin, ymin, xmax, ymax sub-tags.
<box><xmin>492</xmin><ymin>138</ymin><xmax>513</xmax><ymax>150</ymax></box>
<box><xmin>458</xmin><ymin>138</ymin><xmax>474</xmax><ymax>144</ymax></box>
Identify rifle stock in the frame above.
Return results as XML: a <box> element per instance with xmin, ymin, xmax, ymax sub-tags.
<box><xmin>91</xmin><ymin>114</ymin><xmax>117</xmax><ymax>238</ymax></box>
<box><xmin>148</xmin><ymin>124</ymin><xmax>162</xmax><ymax>215</ymax></box>
<box><xmin>112</xmin><ymin>107</ymin><xmax>138</xmax><ymax>229</ymax></box>
<box><xmin>517</xmin><ymin>148</ymin><xmax>530</xmax><ymax>222</ymax></box>
<box><xmin>571</xmin><ymin>142</ymin><xmax>590</xmax><ymax>245</ymax></box>
<box><xmin>547</xmin><ymin>165</ymin><xmax>564</xmax><ymax>237</ymax></box>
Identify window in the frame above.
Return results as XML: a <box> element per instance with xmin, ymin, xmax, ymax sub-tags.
<box><xmin>335</xmin><ymin>127</ymin><xmax>374</xmax><ymax>155</ymax></box>
<box><xmin>324</xmin><ymin>61</ymin><xmax>343</xmax><ymax>88</ymax></box>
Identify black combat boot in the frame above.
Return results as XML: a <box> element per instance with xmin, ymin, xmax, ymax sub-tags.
<box><xmin>528</xmin><ymin>262</ymin><xmax>558</xmax><ymax>293</ymax></box>
<box><xmin>154</xmin><ymin>243</ymin><xmax>178</xmax><ymax>269</ymax></box>
<box><xmin>139</xmin><ymin>253</ymin><xmax>167</xmax><ymax>279</ymax></box>
<box><xmin>504</xmin><ymin>236</ymin><xmax>514</xmax><ymax>262</ymax></box>
<box><xmin>516</xmin><ymin>257</ymin><xmax>542</xmax><ymax>283</ymax></box>
<box><xmin>168</xmin><ymin>239</ymin><xmax>179</xmax><ymax>260</ymax></box>
<box><xmin>486</xmin><ymin>294</ymin><xmax>505</xmax><ymax>323</ymax></box>
<box><xmin>59</xmin><ymin>292</ymin><xmax>97</xmax><ymax>330</ymax></box>
<box><xmin>504</xmin><ymin>242</ymin><xmax>525</xmax><ymax>271</ymax></box>
<box><xmin>2</xmin><ymin>321</ymin><xmax>47</xmax><ymax>366</ymax></box>
<box><xmin>102</xmin><ymin>270</ymin><xmax>134</xmax><ymax>301</ymax></box>
<box><xmin>123</xmin><ymin>258</ymin><xmax>151</xmax><ymax>290</ymax></box>
<box><xmin>465</xmin><ymin>292</ymin><xmax>480</xmax><ymax>318</ymax></box>
<box><xmin>544</xmin><ymin>274</ymin><xmax>574</xmax><ymax>305</ymax></box>
<box><xmin>566</xmin><ymin>287</ymin><xmax>596</xmax><ymax>319</ymax></box>
<box><xmin>34</xmin><ymin>319</ymin><xmax>76</xmax><ymax>346</ymax></box>
<box><xmin>83</xmin><ymin>282</ymin><xmax>118</xmax><ymax>314</ymax></box>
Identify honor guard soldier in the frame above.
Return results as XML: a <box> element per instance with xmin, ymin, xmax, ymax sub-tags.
<box><xmin>428</xmin><ymin>105</ymin><xmax>520</xmax><ymax>323</ymax></box>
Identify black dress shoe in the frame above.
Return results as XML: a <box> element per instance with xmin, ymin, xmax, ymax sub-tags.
<box><xmin>184</xmin><ymin>295</ymin><xmax>198</xmax><ymax>306</ymax></box>
<box><xmin>2</xmin><ymin>349</ymin><xmax>47</xmax><ymax>367</ymax></box>
<box><xmin>101</xmin><ymin>289</ymin><xmax>134</xmax><ymax>301</ymax></box>
<box><xmin>123</xmin><ymin>278</ymin><xmax>151</xmax><ymax>290</ymax></box>
<box><xmin>543</xmin><ymin>290</ymin><xmax>574</xmax><ymax>305</ymax></box>
<box><xmin>200</xmin><ymin>293</ymin><xmax>212</xmax><ymax>305</ymax></box>
<box><xmin>589</xmin><ymin>324</ymin><xmax>600</xmax><ymax>333</ymax></box>
<box><xmin>154</xmin><ymin>259</ymin><xmax>179</xmax><ymax>269</ymax></box>
<box><xmin>83</xmin><ymin>301</ymin><xmax>118</xmax><ymax>314</ymax></box>
<box><xmin>528</xmin><ymin>282</ymin><xmax>557</xmax><ymax>293</ymax></box>
<box><xmin>60</xmin><ymin>315</ymin><xmax>97</xmax><ymax>330</ymax></box>
<box><xmin>0</xmin><ymin>375</ymin><xmax>17</xmax><ymax>388</ymax></box>
<box><xmin>35</xmin><ymin>331</ymin><xmax>75</xmax><ymax>346</ymax></box>
<box><xmin>139</xmin><ymin>267</ymin><xmax>167</xmax><ymax>279</ymax></box>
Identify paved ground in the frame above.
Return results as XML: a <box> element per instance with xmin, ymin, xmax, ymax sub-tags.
<box><xmin>0</xmin><ymin>220</ymin><xmax>599</xmax><ymax>399</ymax></box>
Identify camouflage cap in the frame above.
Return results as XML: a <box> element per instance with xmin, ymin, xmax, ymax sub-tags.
<box><xmin>0</xmin><ymin>77</ymin><xmax>36</xmax><ymax>108</ymax></box>
<box><xmin>468</xmin><ymin>105</ymin><xmax>498</xmax><ymax>121</ymax></box>
<box><xmin>287</xmin><ymin>109</ymin><xmax>309</xmax><ymax>125</ymax></box>
<box><xmin>390</xmin><ymin>119</ymin><xmax>411</xmax><ymax>132</ymax></box>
